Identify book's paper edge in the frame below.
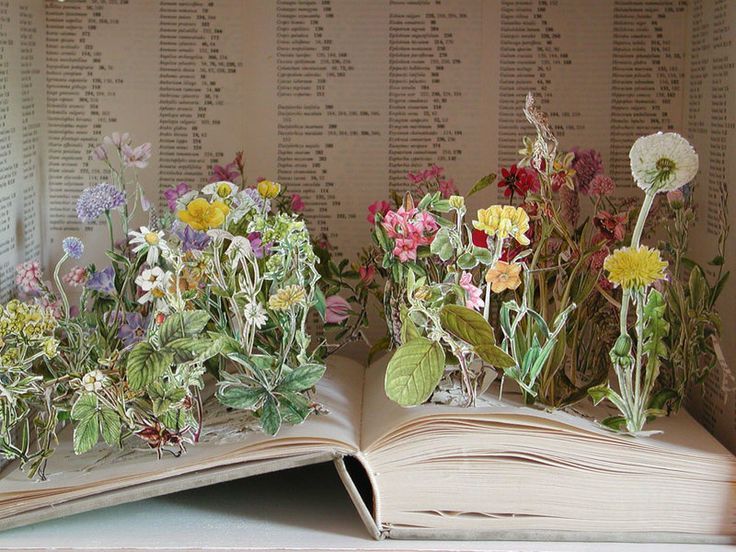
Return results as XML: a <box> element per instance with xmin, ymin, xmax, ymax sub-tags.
<box><xmin>384</xmin><ymin>527</ymin><xmax>736</xmax><ymax>544</ymax></box>
<box><xmin>0</xmin><ymin>451</ymin><xmax>335</xmax><ymax>533</ymax></box>
<box><xmin>333</xmin><ymin>454</ymin><xmax>383</xmax><ymax>540</ymax></box>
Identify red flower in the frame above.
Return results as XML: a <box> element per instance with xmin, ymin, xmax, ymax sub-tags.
<box><xmin>472</xmin><ymin>229</ymin><xmax>489</xmax><ymax>248</ymax></box>
<box><xmin>593</xmin><ymin>211</ymin><xmax>627</xmax><ymax>244</ymax></box>
<box><xmin>367</xmin><ymin>200</ymin><xmax>391</xmax><ymax>225</ymax></box>
<box><xmin>498</xmin><ymin>165</ymin><xmax>536</xmax><ymax>199</ymax></box>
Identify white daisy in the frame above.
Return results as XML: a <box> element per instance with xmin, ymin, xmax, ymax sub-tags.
<box><xmin>243</xmin><ymin>300</ymin><xmax>268</xmax><ymax>330</ymax></box>
<box><xmin>202</xmin><ymin>181</ymin><xmax>239</xmax><ymax>200</ymax></box>
<box><xmin>629</xmin><ymin>132</ymin><xmax>698</xmax><ymax>193</ymax></box>
<box><xmin>135</xmin><ymin>267</ymin><xmax>172</xmax><ymax>305</ymax></box>
<box><xmin>129</xmin><ymin>227</ymin><xmax>170</xmax><ymax>266</ymax></box>
<box><xmin>81</xmin><ymin>370</ymin><xmax>107</xmax><ymax>393</ymax></box>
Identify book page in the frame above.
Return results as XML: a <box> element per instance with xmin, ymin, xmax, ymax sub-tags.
<box><xmin>0</xmin><ymin>0</ymin><xmax>45</xmax><ymax>301</ymax></box>
<box><xmin>682</xmin><ymin>0</ymin><xmax>736</xmax><ymax>453</ymax></box>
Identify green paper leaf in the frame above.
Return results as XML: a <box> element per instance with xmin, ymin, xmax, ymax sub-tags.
<box><xmin>167</xmin><ymin>337</ymin><xmax>221</xmax><ymax>363</ymax></box>
<box><xmin>439</xmin><ymin>304</ymin><xmax>496</xmax><ymax>347</ymax></box>
<box><xmin>99</xmin><ymin>408</ymin><xmax>121</xmax><ymax>446</ymax></box>
<box><xmin>261</xmin><ymin>396</ymin><xmax>282</xmax><ymax>436</ymax></box>
<box><xmin>279</xmin><ymin>364</ymin><xmax>326</xmax><ymax>392</ymax></box>
<box><xmin>71</xmin><ymin>393</ymin><xmax>98</xmax><ymax>421</ymax></box>
<box><xmin>314</xmin><ymin>286</ymin><xmax>327</xmax><ymax>319</ymax></box>
<box><xmin>278</xmin><ymin>392</ymin><xmax>311</xmax><ymax>425</ymax></box>
<box><xmin>456</xmin><ymin>252</ymin><xmax>477</xmax><ymax>270</ymax></box>
<box><xmin>73</xmin><ymin>415</ymin><xmax>99</xmax><ymax>455</ymax></box>
<box><xmin>159</xmin><ymin>310</ymin><xmax>210</xmax><ymax>347</ymax></box>
<box><xmin>475</xmin><ymin>343</ymin><xmax>515</xmax><ymax>368</ymax></box>
<box><xmin>430</xmin><ymin>227</ymin><xmax>454</xmax><ymax>261</ymax></box>
<box><xmin>467</xmin><ymin>173</ymin><xmax>496</xmax><ymax>197</ymax></box>
<box><xmin>384</xmin><ymin>338</ymin><xmax>445</xmax><ymax>407</ymax></box>
<box><xmin>218</xmin><ymin>385</ymin><xmax>266</xmax><ymax>410</ymax></box>
<box><xmin>127</xmin><ymin>342</ymin><xmax>174</xmax><ymax>390</ymax></box>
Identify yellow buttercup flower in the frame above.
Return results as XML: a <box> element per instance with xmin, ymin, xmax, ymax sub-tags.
<box><xmin>485</xmin><ymin>261</ymin><xmax>522</xmax><ymax>293</ymax></box>
<box><xmin>604</xmin><ymin>246</ymin><xmax>667</xmax><ymax>290</ymax></box>
<box><xmin>177</xmin><ymin>198</ymin><xmax>230</xmax><ymax>231</ymax></box>
<box><xmin>268</xmin><ymin>285</ymin><xmax>306</xmax><ymax>311</ymax></box>
<box><xmin>473</xmin><ymin>205</ymin><xmax>530</xmax><ymax>245</ymax></box>
<box><xmin>257</xmin><ymin>180</ymin><xmax>281</xmax><ymax>199</ymax></box>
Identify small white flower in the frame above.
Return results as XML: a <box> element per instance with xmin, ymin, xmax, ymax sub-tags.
<box><xmin>207</xmin><ymin>229</ymin><xmax>234</xmax><ymax>243</ymax></box>
<box><xmin>629</xmin><ymin>132</ymin><xmax>698</xmax><ymax>193</ymax></box>
<box><xmin>135</xmin><ymin>267</ymin><xmax>172</xmax><ymax>304</ymax></box>
<box><xmin>227</xmin><ymin>236</ymin><xmax>253</xmax><ymax>268</ymax></box>
<box><xmin>81</xmin><ymin>370</ymin><xmax>107</xmax><ymax>393</ymax></box>
<box><xmin>129</xmin><ymin>227</ymin><xmax>170</xmax><ymax>266</ymax></box>
<box><xmin>202</xmin><ymin>181</ymin><xmax>238</xmax><ymax>199</ymax></box>
<box><xmin>243</xmin><ymin>301</ymin><xmax>268</xmax><ymax>330</ymax></box>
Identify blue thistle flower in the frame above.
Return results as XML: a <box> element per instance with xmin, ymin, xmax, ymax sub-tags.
<box><xmin>62</xmin><ymin>237</ymin><xmax>84</xmax><ymax>259</ymax></box>
<box><xmin>76</xmin><ymin>183</ymin><xmax>126</xmax><ymax>224</ymax></box>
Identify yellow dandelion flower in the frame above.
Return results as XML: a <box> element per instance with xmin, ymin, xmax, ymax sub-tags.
<box><xmin>268</xmin><ymin>285</ymin><xmax>306</xmax><ymax>311</ymax></box>
<box><xmin>485</xmin><ymin>261</ymin><xmax>523</xmax><ymax>293</ymax></box>
<box><xmin>177</xmin><ymin>198</ymin><xmax>230</xmax><ymax>231</ymax></box>
<box><xmin>257</xmin><ymin>180</ymin><xmax>281</xmax><ymax>199</ymax></box>
<box><xmin>473</xmin><ymin>205</ymin><xmax>530</xmax><ymax>245</ymax></box>
<box><xmin>604</xmin><ymin>246</ymin><xmax>667</xmax><ymax>290</ymax></box>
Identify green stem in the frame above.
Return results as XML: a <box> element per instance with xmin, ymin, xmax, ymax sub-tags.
<box><xmin>53</xmin><ymin>254</ymin><xmax>70</xmax><ymax>319</ymax></box>
<box><xmin>105</xmin><ymin>211</ymin><xmax>115</xmax><ymax>251</ymax></box>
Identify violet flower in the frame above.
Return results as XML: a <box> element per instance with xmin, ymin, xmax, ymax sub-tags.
<box><xmin>85</xmin><ymin>266</ymin><xmax>116</xmax><ymax>295</ymax></box>
<box><xmin>163</xmin><ymin>182</ymin><xmax>191</xmax><ymax>212</ymax></box>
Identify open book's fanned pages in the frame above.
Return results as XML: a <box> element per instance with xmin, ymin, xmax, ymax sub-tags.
<box><xmin>0</xmin><ymin>357</ymin><xmax>364</xmax><ymax>531</ymax></box>
<box><xmin>345</xmin><ymin>357</ymin><xmax>736</xmax><ymax>543</ymax></box>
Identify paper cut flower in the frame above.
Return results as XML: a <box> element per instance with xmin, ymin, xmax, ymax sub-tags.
<box><xmin>459</xmin><ymin>272</ymin><xmax>484</xmax><ymax>311</ymax></box>
<box><xmin>325</xmin><ymin>295</ymin><xmax>351</xmax><ymax>324</ymax></box>
<box><xmin>485</xmin><ymin>261</ymin><xmax>522</xmax><ymax>293</ymax></box>
<box><xmin>177</xmin><ymin>198</ymin><xmax>230</xmax><ymax>231</ymax></box>
<box><xmin>202</xmin><ymin>181</ymin><xmax>238</xmax><ymax>199</ymax></box>
<box><xmin>473</xmin><ymin>205</ymin><xmax>530</xmax><ymax>246</ymax></box>
<box><xmin>257</xmin><ymin>180</ymin><xmax>281</xmax><ymax>199</ymax></box>
<box><xmin>129</xmin><ymin>227</ymin><xmax>170</xmax><ymax>266</ymax></box>
<box><xmin>76</xmin><ymin>183</ymin><xmax>126</xmax><ymax>224</ymax></box>
<box><xmin>604</xmin><ymin>246</ymin><xmax>668</xmax><ymax>290</ymax></box>
<box><xmin>629</xmin><ymin>132</ymin><xmax>698</xmax><ymax>193</ymax></box>
<box><xmin>268</xmin><ymin>285</ymin><xmax>307</xmax><ymax>311</ymax></box>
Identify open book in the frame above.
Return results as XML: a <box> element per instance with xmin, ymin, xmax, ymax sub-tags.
<box><xmin>1</xmin><ymin>355</ymin><xmax>733</xmax><ymax>543</ymax></box>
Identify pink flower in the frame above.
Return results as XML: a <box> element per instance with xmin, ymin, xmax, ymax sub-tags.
<box><xmin>359</xmin><ymin>265</ymin><xmax>375</xmax><ymax>284</ymax></box>
<box><xmin>593</xmin><ymin>211</ymin><xmax>627</xmax><ymax>244</ymax></box>
<box><xmin>427</xmin><ymin>164</ymin><xmax>444</xmax><ymax>179</ymax></box>
<box><xmin>91</xmin><ymin>145</ymin><xmax>107</xmax><ymax>162</ymax></box>
<box><xmin>381</xmin><ymin>207</ymin><xmax>439</xmax><ymax>262</ymax></box>
<box><xmin>438</xmin><ymin>178</ymin><xmax>458</xmax><ymax>199</ymax></box>
<box><xmin>36</xmin><ymin>296</ymin><xmax>63</xmax><ymax>320</ymax></box>
<box><xmin>210</xmin><ymin>162</ymin><xmax>240</xmax><ymax>183</ymax></box>
<box><xmin>393</xmin><ymin>237</ymin><xmax>418</xmax><ymax>262</ymax></box>
<box><xmin>571</xmin><ymin>147</ymin><xmax>604</xmax><ymax>194</ymax></box>
<box><xmin>367</xmin><ymin>200</ymin><xmax>391</xmax><ymax>225</ymax></box>
<box><xmin>122</xmin><ymin>143</ymin><xmax>152</xmax><ymax>169</ymax></box>
<box><xmin>459</xmin><ymin>271</ymin><xmax>484</xmax><ymax>311</ymax></box>
<box><xmin>15</xmin><ymin>261</ymin><xmax>42</xmax><ymax>293</ymax></box>
<box><xmin>163</xmin><ymin>182</ymin><xmax>191</xmax><ymax>211</ymax></box>
<box><xmin>63</xmin><ymin>266</ymin><xmax>88</xmax><ymax>287</ymax></box>
<box><xmin>590</xmin><ymin>174</ymin><xmax>615</xmax><ymax>197</ymax></box>
<box><xmin>325</xmin><ymin>295</ymin><xmax>351</xmax><ymax>324</ymax></box>
<box><xmin>291</xmin><ymin>193</ymin><xmax>305</xmax><ymax>213</ymax></box>
<box><xmin>666</xmin><ymin>189</ymin><xmax>684</xmax><ymax>208</ymax></box>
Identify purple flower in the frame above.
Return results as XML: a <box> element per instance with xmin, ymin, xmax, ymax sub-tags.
<box><xmin>118</xmin><ymin>312</ymin><xmax>148</xmax><ymax>347</ymax></box>
<box><xmin>176</xmin><ymin>224</ymin><xmax>211</xmax><ymax>252</ymax></box>
<box><xmin>209</xmin><ymin>162</ymin><xmax>240</xmax><ymax>183</ymax></box>
<box><xmin>62</xmin><ymin>237</ymin><xmax>84</xmax><ymax>260</ymax></box>
<box><xmin>76</xmin><ymin>183</ymin><xmax>126</xmax><ymax>224</ymax></box>
<box><xmin>163</xmin><ymin>182</ymin><xmax>191</xmax><ymax>212</ymax></box>
<box><xmin>571</xmin><ymin>147</ymin><xmax>604</xmax><ymax>194</ymax></box>
<box><xmin>237</xmin><ymin>187</ymin><xmax>270</xmax><ymax>214</ymax></box>
<box><xmin>103</xmin><ymin>132</ymin><xmax>130</xmax><ymax>149</ymax></box>
<box><xmin>122</xmin><ymin>143</ymin><xmax>152</xmax><ymax>169</ymax></box>
<box><xmin>91</xmin><ymin>145</ymin><xmax>107</xmax><ymax>162</ymax></box>
<box><xmin>247</xmin><ymin>232</ymin><xmax>271</xmax><ymax>259</ymax></box>
<box><xmin>85</xmin><ymin>266</ymin><xmax>116</xmax><ymax>295</ymax></box>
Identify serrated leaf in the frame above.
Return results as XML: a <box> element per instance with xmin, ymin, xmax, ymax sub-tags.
<box><xmin>475</xmin><ymin>343</ymin><xmax>516</xmax><ymax>368</ymax></box>
<box><xmin>440</xmin><ymin>304</ymin><xmax>496</xmax><ymax>347</ymax></box>
<box><xmin>467</xmin><ymin>173</ymin><xmax>496</xmax><ymax>197</ymax></box>
<box><xmin>99</xmin><ymin>408</ymin><xmax>121</xmax><ymax>446</ymax></box>
<box><xmin>73</xmin><ymin>415</ymin><xmax>99</xmax><ymax>454</ymax></box>
<box><xmin>159</xmin><ymin>310</ymin><xmax>210</xmax><ymax>347</ymax></box>
<box><xmin>218</xmin><ymin>385</ymin><xmax>266</xmax><ymax>410</ymax></box>
<box><xmin>279</xmin><ymin>364</ymin><xmax>326</xmax><ymax>392</ymax></box>
<box><xmin>167</xmin><ymin>337</ymin><xmax>221</xmax><ymax>363</ymax></box>
<box><xmin>126</xmin><ymin>343</ymin><xmax>174</xmax><ymax>390</ymax></box>
<box><xmin>71</xmin><ymin>394</ymin><xmax>98</xmax><ymax>421</ymax></box>
<box><xmin>159</xmin><ymin>408</ymin><xmax>189</xmax><ymax>431</ymax></box>
<box><xmin>261</xmin><ymin>396</ymin><xmax>282</xmax><ymax>436</ymax></box>
<box><xmin>384</xmin><ymin>338</ymin><xmax>445</xmax><ymax>407</ymax></box>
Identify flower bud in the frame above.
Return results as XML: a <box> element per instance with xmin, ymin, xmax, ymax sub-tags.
<box><xmin>448</xmin><ymin>195</ymin><xmax>465</xmax><ymax>210</ymax></box>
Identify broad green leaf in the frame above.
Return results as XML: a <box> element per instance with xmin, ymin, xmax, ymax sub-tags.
<box><xmin>159</xmin><ymin>310</ymin><xmax>211</xmax><ymax>347</ymax></box>
<box><xmin>385</xmin><ymin>338</ymin><xmax>445</xmax><ymax>407</ymax></box>
<box><xmin>400</xmin><ymin>315</ymin><xmax>421</xmax><ymax>344</ymax></box>
<box><xmin>467</xmin><ymin>173</ymin><xmax>496</xmax><ymax>197</ymax></box>
<box><xmin>472</xmin><ymin>246</ymin><xmax>493</xmax><ymax>265</ymax></box>
<box><xmin>314</xmin><ymin>286</ymin><xmax>326</xmax><ymax>319</ymax></box>
<box><xmin>279</xmin><ymin>392</ymin><xmax>311</xmax><ymax>425</ymax></box>
<box><xmin>167</xmin><ymin>337</ymin><xmax>221</xmax><ymax>363</ymax></box>
<box><xmin>475</xmin><ymin>343</ymin><xmax>516</xmax><ymax>369</ymax></box>
<box><xmin>159</xmin><ymin>408</ymin><xmax>189</xmax><ymax>431</ymax></box>
<box><xmin>218</xmin><ymin>385</ymin><xmax>266</xmax><ymax>410</ymax></box>
<box><xmin>279</xmin><ymin>364</ymin><xmax>326</xmax><ymax>392</ymax></box>
<box><xmin>430</xmin><ymin>227</ymin><xmax>454</xmax><ymax>261</ymax></box>
<box><xmin>71</xmin><ymin>394</ymin><xmax>98</xmax><ymax>421</ymax></box>
<box><xmin>99</xmin><ymin>408</ymin><xmax>121</xmax><ymax>446</ymax></box>
<box><xmin>73</xmin><ymin>415</ymin><xmax>99</xmax><ymax>454</ymax></box>
<box><xmin>456</xmin><ymin>252</ymin><xmax>477</xmax><ymax>270</ymax></box>
<box><xmin>127</xmin><ymin>342</ymin><xmax>174</xmax><ymax>390</ymax></box>
<box><xmin>440</xmin><ymin>304</ymin><xmax>496</xmax><ymax>347</ymax></box>
<box><xmin>260</xmin><ymin>396</ymin><xmax>282</xmax><ymax>436</ymax></box>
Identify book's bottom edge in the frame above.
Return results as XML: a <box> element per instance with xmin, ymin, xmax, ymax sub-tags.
<box><xmin>384</xmin><ymin>527</ymin><xmax>736</xmax><ymax>544</ymax></box>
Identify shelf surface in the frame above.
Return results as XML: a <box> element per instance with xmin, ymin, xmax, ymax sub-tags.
<box><xmin>0</xmin><ymin>463</ymin><xmax>733</xmax><ymax>552</ymax></box>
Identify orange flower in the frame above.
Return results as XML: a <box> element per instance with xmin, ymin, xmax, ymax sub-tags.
<box><xmin>485</xmin><ymin>261</ymin><xmax>522</xmax><ymax>293</ymax></box>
